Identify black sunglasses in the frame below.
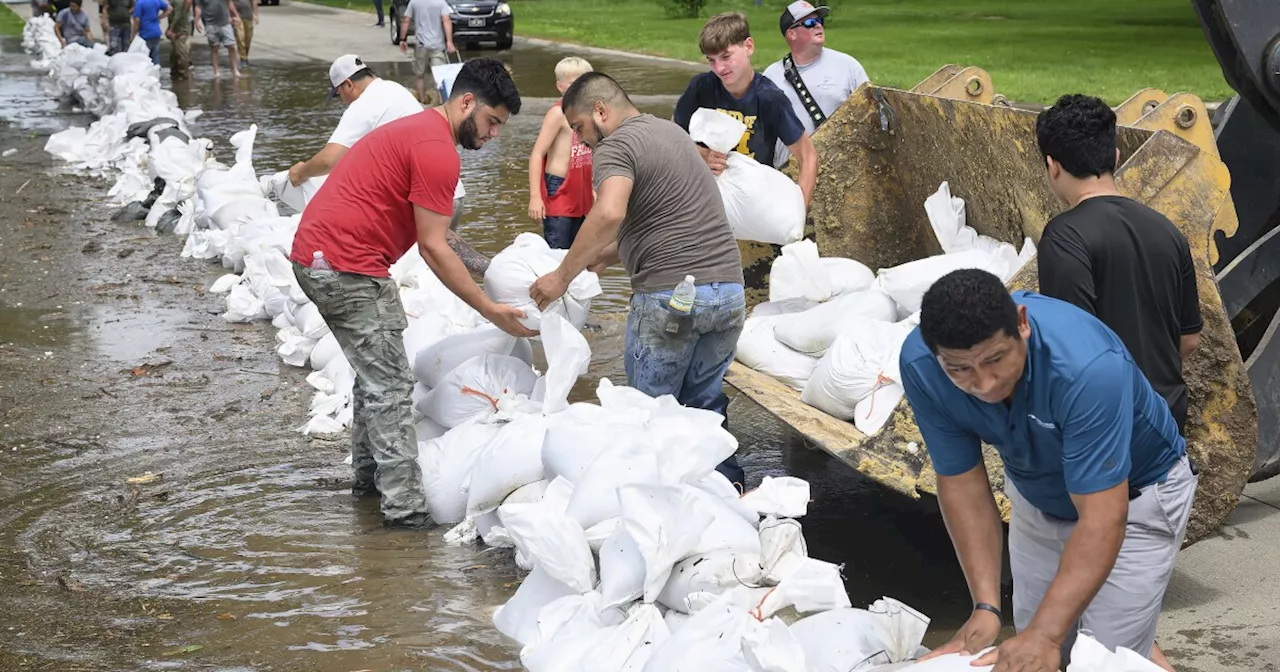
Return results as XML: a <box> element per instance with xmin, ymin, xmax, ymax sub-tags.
<box><xmin>792</xmin><ymin>16</ymin><xmax>823</xmax><ymax>30</ymax></box>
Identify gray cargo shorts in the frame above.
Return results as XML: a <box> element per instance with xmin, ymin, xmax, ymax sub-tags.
<box><xmin>1007</xmin><ymin>456</ymin><xmax>1198</xmax><ymax>661</ymax></box>
<box><xmin>205</xmin><ymin>22</ymin><xmax>236</xmax><ymax>48</ymax></box>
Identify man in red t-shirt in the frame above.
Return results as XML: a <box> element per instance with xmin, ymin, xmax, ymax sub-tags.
<box><xmin>290</xmin><ymin>58</ymin><xmax>529</xmax><ymax>528</ymax></box>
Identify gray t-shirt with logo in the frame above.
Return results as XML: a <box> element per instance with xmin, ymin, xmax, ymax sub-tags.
<box><xmin>591</xmin><ymin>114</ymin><xmax>744</xmax><ymax>294</ymax></box>
<box><xmin>407</xmin><ymin>0</ymin><xmax>451</xmax><ymax>50</ymax></box>
<box><xmin>764</xmin><ymin>47</ymin><xmax>869</xmax><ymax>161</ymax></box>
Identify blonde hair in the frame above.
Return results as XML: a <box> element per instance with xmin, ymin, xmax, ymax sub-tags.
<box><xmin>554</xmin><ymin>57</ymin><xmax>594</xmax><ymax>84</ymax></box>
<box><xmin>699</xmin><ymin>12</ymin><xmax>751</xmax><ymax>55</ymax></box>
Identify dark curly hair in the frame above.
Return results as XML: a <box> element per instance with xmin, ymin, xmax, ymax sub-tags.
<box><xmin>449</xmin><ymin>58</ymin><xmax>522</xmax><ymax>115</ymax></box>
<box><xmin>1035</xmin><ymin>93</ymin><xmax>1116</xmax><ymax>178</ymax></box>
<box><xmin>920</xmin><ymin>269</ymin><xmax>1019</xmax><ymax>353</ymax></box>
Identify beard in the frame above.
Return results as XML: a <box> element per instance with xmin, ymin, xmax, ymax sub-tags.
<box><xmin>458</xmin><ymin>110</ymin><xmax>484</xmax><ymax>150</ymax></box>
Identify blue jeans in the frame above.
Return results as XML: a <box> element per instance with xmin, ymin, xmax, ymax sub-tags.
<box><xmin>108</xmin><ymin>25</ymin><xmax>130</xmax><ymax>54</ymax></box>
<box><xmin>626</xmin><ymin>282</ymin><xmax>747</xmax><ymax>488</ymax></box>
<box><xmin>542</xmin><ymin>173</ymin><xmax>584</xmax><ymax>249</ymax></box>
<box><xmin>372</xmin><ymin>0</ymin><xmax>384</xmax><ymax>24</ymax></box>
<box><xmin>145</xmin><ymin>37</ymin><xmax>161</xmax><ymax>65</ymax></box>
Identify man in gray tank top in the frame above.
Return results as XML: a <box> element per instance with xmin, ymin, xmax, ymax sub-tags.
<box><xmin>529</xmin><ymin>72</ymin><xmax>749</xmax><ymax>489</ymax></box>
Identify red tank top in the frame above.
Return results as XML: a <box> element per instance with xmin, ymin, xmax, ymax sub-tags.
<box><xmin>542</xmin><ymin>100</ymin><xmax>594</xmax><ymax>218</ymax></box>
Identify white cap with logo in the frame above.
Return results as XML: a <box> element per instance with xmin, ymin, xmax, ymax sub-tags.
<box><xmin>328</xmin><ymin>54</ymin><xmax>370</xmax><ymax>97</ymax></box>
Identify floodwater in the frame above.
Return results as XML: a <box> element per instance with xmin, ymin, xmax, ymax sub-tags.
<box><xmin>0</xmin><ymin>35</ymin><xmax>981</xmax><ymax>672</ymax></box>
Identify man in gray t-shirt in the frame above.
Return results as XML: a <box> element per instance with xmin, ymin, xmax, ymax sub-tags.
<box><xmin>530</xmin><ymin>72</ymin><xmax>748</xmax><ymax>489</ymax></box>
<box><xmin>399</xmin><ymin>0</ymin><xmax>454</xmax><ymax>105</ymax></box>
<box><xmin>194</xmin><ymin>0</ymin><xmax>242</xmax><ymax>79</ymax></box>
<box><xmin>763</xmin><ymin>1</ymin><xmax>869</xmax><ymax>163</ymax></box>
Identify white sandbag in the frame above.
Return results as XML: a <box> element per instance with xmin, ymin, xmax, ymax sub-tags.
<box><xmin>598</xmin><ymin>524</ymin><xmax>646</xmax><ymax>609</ymax></box>
<box><xmin>415</xmin><ymin>416</ymin><xmax>447</xmax><ymax>444</ymax></box>
<box><xmin>741</xmin><ymin>476</ymin><xmax>811</xmax><ymax>518</ymax></box>
<box><xmin>592</xmin><ymin>603</ymin><xmax>670</xmax><ymax>671</ymax></box>
<box><xmin>758</xmin><ymin>516</ymin><xmax>807</xmax><ymax>584</ymax></box>
<box><xmin>750</xmin><ymin>297</ymin><xmax>818</xmax><ymax>318</ymax></box>
<box><xmin>693</xmin><ymin>472</ymin><xmax>760</xmax><ymax>525</ymax></box>
<box><xmin>584</xmin><ymin>516</ymin><xmax>620</xmax><ymax>553</ymax></box>
<box><xmin>664</xmin><ymin>609</ymin><xmax>692</xmax><ymax>634</ymax></box>
<box><xmin>790</xmin><ymin>598</ymin><xmax>932</xmax><ymax>671</ymax></box>
<box><xmin>876</xmin><ymin>247</ymin><xmax>1007</xmax><ymax>315</ymax></box>
<box><xmin>854</xmin><ymin>381</ymin><xmax>905</xmax><ymax>436</ymax></box>
<box><xmin>688</xmin><ymin>109</ymin><xmax>804</xmax><ymax>246</ymax></box>
<box><xmin>499</xmin><ymin>501</ymin><xmax>596</xmax><ymax>593</ymax></box>
<box><xmin>642</xmin><ymin>588</ymin><xmax>754</xmax><ymax>671</ymax></box>
<box><xmin>417</xmin><ymin>420</ymin><xmax>504</xmax><ymax>525</ymax></box>
<box><xmin>293</xmin><ymin>301</ymin><xmax>330</xmax><ymax>340</ymax></box>
<box><xmin>223</xmin><ymin>282</ymin><xmax>266</xmax><ymax>322</ymax></box>
<box><xmin>618</xmin><ymin>484</ymin><xmax>714</xmax><ymax>603</ymax></box>
<box><xmin>821</xmin><ymin>257</ymin><xmax>876</xmax><ymax>297</ymax></box>
<box><xmin>260</xmin><ymin>170</ymin><xmax>326</xmax><ymax>212</ymax></box>
<box><xmin>542</xmin><ymin>406</ymin><xmax>643</xmax><ymax>484</ymax></box>
<box><xmin>769</xmin><ymin>239</ymin><xmax>832</xmax><ymax>303</ymax></box>
<box><xmin>772</xmin><ymin>287</ymin><xmax>899</xmax><ymax>355</ymax></box>
<box><xmin>565</xmin><ymin>442</ymin><xmax>662</xmax><ymax>530</ymax></box>
<box><xmin>209</xmin><ymin>273</ymin><xmax>242</xmax><ymax>294</ymax></box>
<box><xmin>657</xmin><ymin>551</ymin><xmax>763</xmax><ymax>613</ymax></box>
<box><xmin>402</xmin><ymin>313</ymin><xmax>453</xmax><ymax>363</ymax></box>
<box><xmin>493</xmin><ymin>566</ymin><xmax>578</xmax><ymax>647</ymax></box>
<box><xmin>684</xmin><ymin>483</ymin><xmax>761</xmax><ymax>557</ymax></box>
<box><xmin>309</xmin><ymin>332</ymin><xmax>342</xmax><ymax>371</ymax></box>
<box><xmin>896</xmin><ymin>653</ymin><xmax>993</xmax><ymax>671</ymax></box>
<box><xmin>412</xmin><ymin>325</ymin><xmax>533</xmax><ymax>390</ymax></box>
<box><xmin>539</xmin><ymin>313</ymin><xmax>592</xmax><ymax>414</ymax></box>
<box><xmin>743</xmin><ymin>617</ymin><xmax>808</xmax><ymax>672</ymax></box>
<box><xmin>735</xmin><ymin>315</ymin><xmax>819</xmax><ymax>391</ymax></box>
<box><xmin>483</xmin><ymin>232</ymin><xmax>602</xmax><ymax>331</ymax></box>
<box><xmin>756</xmin><ymin>557</ymin><xmax>851</xmax><ymax>616</ymax></box>
<box><xmin>465</xmin><ymin>413</ymin><xmax>550</xmax><ymax>517</ymax></box>
<box><xmin>1066</xmin><ymin>633</ymin><xmax>1163</xmax><ymax>671</ymax></box>
<box><xmin>801</xmin><ymin>319</ymin><xmax>916</xmax><ymax>421</ymax></box>
<box><xmin>417</xmin><ymin>354</ymin><xmax>539</xmax><ymax>428</ymax></box>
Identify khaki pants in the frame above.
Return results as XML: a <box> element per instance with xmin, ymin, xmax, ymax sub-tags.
<box><xmin>292</xmin><ymin>262</ymin><xmax>428</xmax><ymax>522</ymax></box>
<box><xmin>1007</xmin><ymin>456</ymin><xmax>1198</xmax><ymax>663</ymax></box>
<box><xmin>234</xmin><ymin>19</ymin><xmax>253</xmax><ymax>60</ymax></box>
<box><xmin>169</xmin><ymin>34</ymin><xmax>192</xmax><ymax>80</ymax></box>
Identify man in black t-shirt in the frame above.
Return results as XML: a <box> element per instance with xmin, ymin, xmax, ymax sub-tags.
<box><xmin>1036</xmin><ymin>94</ymin><xmax>1203</xmax><ymax>437</ymax></box>
<box><xmin>672</xmin><ymin>11</ymin><xmax>818</xmax><ymax>206</ymax></box>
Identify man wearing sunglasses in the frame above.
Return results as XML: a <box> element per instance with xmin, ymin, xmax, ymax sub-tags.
<box><xmin>763</xmin><ymin>1</ymin><xmax>869</xmax><ymax>164</ymax></box>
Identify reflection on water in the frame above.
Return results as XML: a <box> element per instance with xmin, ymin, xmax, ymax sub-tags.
<box><xmin>0</xmin><ymin>38</ymin><xmax>972</xmax><ymax>670</ymax></box>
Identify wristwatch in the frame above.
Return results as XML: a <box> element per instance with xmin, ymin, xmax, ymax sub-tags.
<box><xmin>974</xmin><ymin>602</ymin><xmax>1003</xmax><ymax>623</ymax></box>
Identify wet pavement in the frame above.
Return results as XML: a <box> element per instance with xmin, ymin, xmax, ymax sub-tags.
<box><xmin>0</xmin><ymin>34</ymin><xmax>977</xmax><ymax>671</ymax></box>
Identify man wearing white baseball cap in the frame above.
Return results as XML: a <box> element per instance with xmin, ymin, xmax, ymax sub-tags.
<box><xmin>288</xmin><ymin>55</ymin><xmax>481</xmax><ymax>272</ymax></box>
<box><xmin>763</xmin><ymin>1</ymin><xmax>869</xmax><ymax>163</ymax></box>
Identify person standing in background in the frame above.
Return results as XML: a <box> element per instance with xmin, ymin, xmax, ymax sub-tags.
<box><xmin>101</xmin><ymin>0</ymin><xmax>134</xmax><ymax>55</ymax></box>
<box><xmin>166</xmin><ymin>0</ymin><xmax>193</xmax><ymax>80</ymax></box>
<box><xmin>54</xmin><ymin>0</ymin><xmax>96</xmax><ymax>48</ymax></box>
<box><xmin>527</xmin><ymin>56</ymin><xmax>594</xmax><ymax>249</ymax></box>
<box><xmin>194</xmin><ymin>0</ymin><xmax>242</xmax><ymax>79</ymax></box>
<box><xmin>232</xmin><ymin>0</ymin><xmax>257</xmax><ymax>68</ymax></box>
<box><xmin>673</xmin><ymin>11</ymin><xmax>818</xmax><ymax>207</ymax></box>
<box><xmin>131</xmin><ymin>0</ymin><xmax>170</xmax><ymax>65</ymax></box>
<box><xmin>1035</xmin><ymin>94</ymin><xmax>1203</xmax><ymax>435</ymax></box>
<box><xmin>371</xmin><ymin>0</ymin><xmax>383</xmax><ymax>27</ymax></box>
<box><xmin>399</xmin><ymin>0</ymin><xmax>454</xmax><ymax>105</ymax></box>
<box><xmin>763</xmin><ymin>1</ymin><xmax>869</xmax><ymax>164</ymax></box>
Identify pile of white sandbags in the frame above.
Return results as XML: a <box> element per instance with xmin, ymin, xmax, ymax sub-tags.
<box><xmin>415</xmin><ymin>315</ymin><xmax>940</xmax><ymax>671</ymax></box>
<box><xmin>688</xmin><ymin>108</ymin><xmax>806</xmax><ymax>246</ymax></box>
<box><xmin>736</xmin><ymin>183</ymin><xmax>1036</xmax><ymax>436</ymax></box>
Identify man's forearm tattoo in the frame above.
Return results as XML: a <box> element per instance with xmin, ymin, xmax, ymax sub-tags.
<box><xmin>445</xmin><ymin>228</ymin><xmax>491</xmax><ymax>277</ymax></box>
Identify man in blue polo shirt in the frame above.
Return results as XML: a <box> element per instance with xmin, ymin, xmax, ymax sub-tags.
<box><xmin>903</xmin><ymin>269</ymin><xmax>1197</xmax><ymax>671</ymax></box>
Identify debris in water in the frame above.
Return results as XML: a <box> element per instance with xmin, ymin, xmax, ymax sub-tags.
<box><xmin>126</xmin><ymin>472</ymin><xmax>162</xmax><ymax>485</ymax></box>
<box><xmin>129</xmin><ymin>359</ymin><xmax>173</xmax><ymax>377</ymax></box>
<box><xmin>55</xmin><ymin>575</ymin><xmax>85</xmax><ymax>592</ymax></box>
<box><xmin>162</xmin><ymin>644</ymin><xmax>203</xmax><ymax>656</ymax></box>
<box><xmin>2</xmin><ymin>148</ymin><xmax>17</xmax><ymax>157</ymax></box>
<box><xmin>216</xmin><ymin>613</ymin><xmax>236</xmax><ymax>621</ymax></box>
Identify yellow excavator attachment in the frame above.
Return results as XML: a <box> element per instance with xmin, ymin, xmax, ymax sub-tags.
<box><xmin>727</xmin><ymin>66</ymin><xmax>1258</xmax><ymax>545</ymax></box>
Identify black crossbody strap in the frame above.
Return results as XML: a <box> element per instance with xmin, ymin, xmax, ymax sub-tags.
<box><xmin>783</xmin><ymin>53</ymin><xmax>828</xmax><ymax>130</ymax></box>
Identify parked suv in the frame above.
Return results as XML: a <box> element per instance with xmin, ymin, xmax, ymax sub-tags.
<box><xmin>390</xmin><ymin>0</ymin><xmax>514</xmax><ymax>51</ymax></box>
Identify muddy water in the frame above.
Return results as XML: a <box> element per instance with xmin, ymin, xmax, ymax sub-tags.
<box><xmin>0</xmin><ymin>38</ymin><xmax>977</xmax><ymax>671</ymax></box>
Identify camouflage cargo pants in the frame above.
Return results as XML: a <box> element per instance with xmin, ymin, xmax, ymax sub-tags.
<box><xmin>293</xmin><ymin>262</ymin><xmax>428</xmax><ymax>522</ymax></box>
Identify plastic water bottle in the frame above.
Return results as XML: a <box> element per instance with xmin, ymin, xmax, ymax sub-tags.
<box><xmin>311</xmin><ymin>250</ymin><xmax>332</xmax><ymax>272</ymax></box>
<box><xmin>669</xmin><ymin>275</ymin><xmax>696</xmax><ymax>313</ymax></box>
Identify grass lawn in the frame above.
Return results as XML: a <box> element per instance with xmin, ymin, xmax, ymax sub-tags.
<box><xmin>0</xmin><ymin>2</ymin><xmax>26</xmax><ymax>37</ymax></box>
<box><xmin>507</xmin><ymin>0</ymin><xmax>1227</xmax><ymax>105</ymax></box>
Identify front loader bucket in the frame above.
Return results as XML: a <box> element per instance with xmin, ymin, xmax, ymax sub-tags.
<box><xmin>728</xmin><ymin>73</ymin><xmax>1258</xmax><ymax>545</ymax></box>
